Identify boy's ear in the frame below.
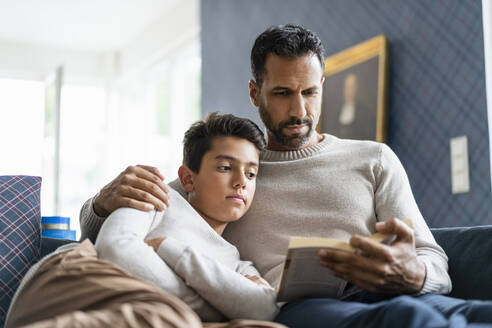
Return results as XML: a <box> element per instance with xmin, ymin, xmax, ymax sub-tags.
<box><xmin>178</xmin><ymin>165</ymin><xmax>195</xmax><ymax>193</ymax></box>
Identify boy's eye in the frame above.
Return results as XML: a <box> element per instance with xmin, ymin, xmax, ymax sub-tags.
<box><xmin>218</xmin><ymin>165</ymin><xmax>231</xmax><ymax>171</ymax></box>
<box><xmin>246</xmin><ymin>172</ymin><xmax>257</xmax><ymax>179</ymax></box>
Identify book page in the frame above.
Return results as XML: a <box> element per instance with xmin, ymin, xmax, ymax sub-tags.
<box><xmin>276</xmin><ymin>220</ymin><xmax>409</xmax><ymax>302</ymax></box>
<box><xmin>276</xmin><ymin>247</ymin><xmax>347</xmax><ymax>302</ymax></box>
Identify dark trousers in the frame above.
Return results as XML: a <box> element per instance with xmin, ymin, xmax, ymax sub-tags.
<box><xmin>275</xmin><ymin>291</ymin><xmax>492</xmax><ymax>328</ymax></box>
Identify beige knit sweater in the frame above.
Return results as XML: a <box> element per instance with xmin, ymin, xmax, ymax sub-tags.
<box><xmin>81</xmin><ymin>134</ymin><xmax>451</xmax><ymax>297</ymax></box>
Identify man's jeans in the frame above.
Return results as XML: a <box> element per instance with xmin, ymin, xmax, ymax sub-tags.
<box><xmin>274</xmin><ymin>291</ymin><xmax>492</xmax><ymax>328</ymax></box>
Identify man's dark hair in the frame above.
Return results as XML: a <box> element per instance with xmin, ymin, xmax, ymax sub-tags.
<box><xmin>251</xmin><ymin>24</ymin><xmax>325</xmax><ymax>88</ymax></box>
<box><xmin>183</xmin><ymin>112</ymin><xmax>266</xmax><ymax>173</ymax></box>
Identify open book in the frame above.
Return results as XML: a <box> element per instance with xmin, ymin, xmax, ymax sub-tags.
<box><xmin>276</xmin><ymin>219</ymin><xmax>411</xmax><ymax>302</ymax></box>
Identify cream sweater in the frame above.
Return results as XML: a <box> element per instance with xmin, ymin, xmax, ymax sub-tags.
<box><xmin>172</xmin><ymin>134</ymin><xmax>452</xmax><ymax>295</ymax></box>
<box><xmin>94</xmin><ymin>189</ymin><xmax>278</xmax><ymax>322</ymax></box>
<box><xmin>81</xmin><ymin>134</ymin><xmax>451</xmax><ymax>298</ymax></box>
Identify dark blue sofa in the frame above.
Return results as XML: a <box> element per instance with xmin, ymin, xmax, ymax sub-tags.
<box><xmin>428</xmin><ymin>225</ymin><xmax>492</xmax><ymax>300</ymax></box>
<box><xmin>4</xmin><ymin>175</ymin><xmax>491</xmax><ymax>328</ymax></box>
<box><xmin>0</xmin><ymin>225</ymin><xmax>483</xmax><ymax>328</ymax></box>
<box><xmin>40</xmin><ymin>225</ymin><xmax>492</xmax><ymax>301</ymax></box>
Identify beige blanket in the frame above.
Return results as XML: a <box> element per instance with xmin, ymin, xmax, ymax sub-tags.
<box><xmin>7</xmin><ymin>240</ymin><xmax>284</xmax><ymax>328</ymax></box>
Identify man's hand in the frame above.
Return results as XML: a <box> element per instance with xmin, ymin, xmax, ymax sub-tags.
<box><xmin>317</xmin><ymin>218</ymin><xmax>426</xmax><ymax>294</ymax></box>
<box><xmin>93</xmin><ymin>165</ymin><xmax>170</xmax><ymax>217</ymax></box>
<box><xmin>244</xmin><ymin>275</ymin><xmax>271</xmax><ymax>287</ymax></box>
<box><xmin>145</xmin><ymin>237</ymin><xmax>166</xmax><ymax>251</ymax></box>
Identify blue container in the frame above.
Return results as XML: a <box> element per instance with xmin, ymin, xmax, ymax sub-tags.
<box><xmin>41</xmin><ymin>216</ymin><xmax>70</xmax><ymax>230</ymax></box>
<box><xmin>41</xmin><ymin>229</ymin><xmax>76</xmax><ymax>241</ymax></box>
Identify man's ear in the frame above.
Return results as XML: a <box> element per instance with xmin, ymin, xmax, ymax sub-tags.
<box><xmin>249</xmin><ymin>79</ymin><xmax>260</xmax><ymax>107</ymax></box>
<box><xmin>178</xmin><ymin>165</ymin><xmax>195</xmax><ymax>193</ymax></box>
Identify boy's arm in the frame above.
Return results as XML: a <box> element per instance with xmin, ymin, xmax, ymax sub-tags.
<box><xmin>94</xmin><ymin>207</ymin><xmax>225</xmax><ymax>322</ymax></box>
<box><xmin>154</xmin><ymin>237</ymin><xmax>279</xmax><ymax>321</ymax></box>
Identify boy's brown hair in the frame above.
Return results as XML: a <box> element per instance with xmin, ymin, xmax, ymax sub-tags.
<box><xmin>182</xmin><ymin>112</ymin><xmax>266</xmax><ymax>173</ymax></box>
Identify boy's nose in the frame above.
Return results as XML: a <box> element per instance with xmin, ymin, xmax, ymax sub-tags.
<box><xmin>233</xmin><ymin>173</ymin><xmax>247</xmax><ymax>189</ymax></box>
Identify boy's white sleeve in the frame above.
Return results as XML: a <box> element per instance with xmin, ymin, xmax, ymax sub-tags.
<box><xmin>94</xmin><ymin>207</ymin><xmax>224</xmax><ymax>321</ymax></box>
<box><xmin>236</xmin><ymin>260</ymin><xmax>262</xmax><ymax>276</ymax></box>
<box><xmin>157</xmin><ymin>237</ymin><xmax>279</xmax><ymax>321</ymax></box>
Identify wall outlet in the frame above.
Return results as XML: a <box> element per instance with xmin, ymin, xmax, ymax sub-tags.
<box><xmin>450</xmin><ymin>136</ymin><xmax>470</xmax><ymax>194</ymax></box>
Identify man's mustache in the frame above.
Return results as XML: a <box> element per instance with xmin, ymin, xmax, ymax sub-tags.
<box><xmin>278</xmin><ymin>117</ymin><xmax>313</xmax><ymax>129</ymax></box>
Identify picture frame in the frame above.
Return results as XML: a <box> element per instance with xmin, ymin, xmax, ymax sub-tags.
<box><xmin>318</xmin><ymin>35</ymin><xmax>389</xmax><ymax>142</ymax></box>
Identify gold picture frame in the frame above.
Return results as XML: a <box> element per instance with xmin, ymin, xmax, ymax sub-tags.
<box><xmin>318</xmin><ymin>35</ymin><xmax>389</xmax><ymax>142</ymax></box>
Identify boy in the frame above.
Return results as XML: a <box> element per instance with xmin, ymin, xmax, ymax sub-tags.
<box><xmin>6</xmin><ymin>113</ymin><xmax>280</xmax><ymax>327</ymax></box>
<box><xmin>94</xmin><ymin>112</ymin><xmax>278</xmax><ymax>321</ymax></box>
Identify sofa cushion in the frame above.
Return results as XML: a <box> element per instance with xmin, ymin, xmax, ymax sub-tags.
<box><xmin>431</xmin><ymin>226</ymin><xmax>492</xmax><ymax>300</ymax></box>
<box><xmin>41</xmin><ymin>237</ymin><xmax>76</xmax><ymax>257</ymax></box>
<box><xmin>0</xmin><ymin>175</ymin><xmax>41</xmax><ymax>326</ymax></box>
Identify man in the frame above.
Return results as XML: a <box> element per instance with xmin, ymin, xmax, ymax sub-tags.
<box><xmin>80</xmin><ymin>25</ymin><xmax>492</xmax><ymax>327</ymax></box>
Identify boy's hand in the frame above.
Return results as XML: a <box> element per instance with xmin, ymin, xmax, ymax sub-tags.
<box><xmin>244</xmin><ymin>274</ymin><xmax>271</xmax><ymax>287</ymax></box>
<box><xmin>145</xmin><ymin>237</ymin><xmax>166</xmax><ymax>251</ymax></box>
<box><xmin>93</xmin><ymin>165</ymin><xmax>170</xmax><ymax>217</ymax></box>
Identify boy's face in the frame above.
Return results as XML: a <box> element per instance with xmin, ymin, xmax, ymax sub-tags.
<box><xmin>184</xmin><ymin>136</ymin><xmax>259</xmax><ymax>227</ymax></box>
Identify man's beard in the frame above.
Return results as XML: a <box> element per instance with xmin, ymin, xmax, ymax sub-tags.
<box><xmin>259</xmin><ymin>104</ymin><xmax>314</xmax><ymax>149</ymax></box>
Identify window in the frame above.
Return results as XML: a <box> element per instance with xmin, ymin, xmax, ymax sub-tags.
<box><xmin>57</xmin><ymin>85</ymin><xmax>107</xmax><ymax>235</ymax></box>
<box><xmin>0</xmin><ymin>78</ymin><xmax>45</xmax><ymax>176</ymax></box>
<box><xmin>108</xmin><ymin>43</ymin><xmax>201</xmax><ymax>185</ymax></box>
<box><xmin>1</xmin><ymin>41</ymin><xmax>201</xmax><ymax>239</ymax></box>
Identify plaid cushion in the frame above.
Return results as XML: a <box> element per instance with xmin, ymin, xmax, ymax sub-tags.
<box><xmin>0</xmin><ymin>176</ymin><xmax>41</xmax><ymax>326</ymax></box>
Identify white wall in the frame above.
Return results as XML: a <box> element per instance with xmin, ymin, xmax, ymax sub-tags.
<box><xmin>118</xmin><ymin>0</ymin><xmax>199</xmax><ymax>79</ymax></box>
<box><xmin>0</xmin><ymin>39</ymin><xmax>106</xmax><ymax>84</ymax></box>
<box><xmin>0</xmin><ymin>0</ymin><xmax>199</xmax><ymax>85</ymax></box>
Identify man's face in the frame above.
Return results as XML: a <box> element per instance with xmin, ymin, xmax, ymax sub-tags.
<box><xmin>187</xmin><ymin>136</ymin><xmax>259</xmax><ymax>226</ymax></box>
<box><xmin>250</xmin><ymin>54</ymin><xmax>324</xmax><ymax>150</ymax></box>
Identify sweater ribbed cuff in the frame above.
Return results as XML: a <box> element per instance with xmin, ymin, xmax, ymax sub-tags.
<box><xmin>79</xmin><ymin>197</ymin><xmax>108</xmax><ymax>242</ymax></box>
<box><xmin>156</xmin><ymin>236</ymin><xmax>188</xmax><ymax>270</ymax></box>
<box><xmin>417</xmin><ymin>257</ymin><xmax>448</xmax><ymax>295</ymax></box>
<box><xmin>86</xmin><ymin>198</ymin><xmax>107</xmax><ymax>229</ymax></box>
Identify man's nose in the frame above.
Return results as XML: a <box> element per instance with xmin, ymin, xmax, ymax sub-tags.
<box><xmin>288</xmin><ymin>93</ymin><xmax>307</xmax><ymax>118</ymax></box>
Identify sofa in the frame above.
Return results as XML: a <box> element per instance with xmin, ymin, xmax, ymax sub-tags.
<box><xmin>2</xmin><ymin>175</ymin><xmax>492</xmax><ymax>327</ymax></box>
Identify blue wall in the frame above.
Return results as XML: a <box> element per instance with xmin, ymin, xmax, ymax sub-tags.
<box><xmin>201</xmin><ymin>0</ymin><xmax>491</xmax><ymax>227</ymax></box>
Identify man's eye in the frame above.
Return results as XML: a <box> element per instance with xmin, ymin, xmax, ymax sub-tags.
<box><xmin>218</xmin><ymin>166</ymin><xmax>231</xmax><ymax>171</ymax></box>
<box><xmin>273</xmin><ymin>91</ymin><xmax>289</xmax><ymax>96</ymax></box>
<box><xmin>303</xmin><ymin>90</ymin><xmax>318</xmax><ymax>96</ymax></box>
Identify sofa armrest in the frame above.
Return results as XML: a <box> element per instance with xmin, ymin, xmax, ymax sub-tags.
<box><xmin>40</xmin><ymin>237</ymin><xmax>77</xmax><ymax>257</ymax></box>
<box><xmin>431</xmin><ymin>225</ymin><xmax>492</xmax><ymax>300</ymax></box>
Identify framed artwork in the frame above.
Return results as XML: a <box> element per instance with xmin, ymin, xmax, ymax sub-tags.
<box><xmin>318</xmin><ymin>35</ymin><xmax>389</xmax><ymax>142</ymax></box>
